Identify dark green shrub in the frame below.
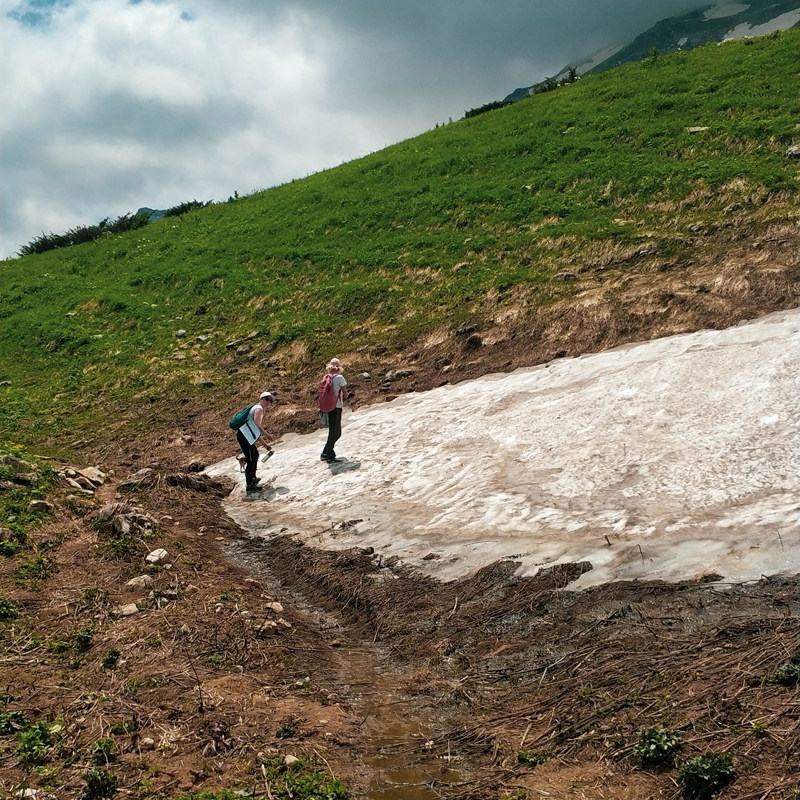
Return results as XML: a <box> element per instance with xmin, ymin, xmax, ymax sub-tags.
<box><xmin>0</xmin><ymin>710</ymin><xmax>29</xmax><ymax>735</ymax></box>
<box><xmin>0</xmin><ymin>597</ymin><xmax>18</xmax><ymax>619</ymax></box>
<box><xmin>102</xmin><ymin>649</ymin><xmax>121</xmax><ymax>669</ymax></box>
<box><xmin>82</xmin><ymin>767</ymin><xmax>118</xmax><ymax>800</ymax></box>
<box><xmin>766</xmin><ymin>662</ymin><xmax>800</xmax><ymax>686</ymax></box>
<box><xmin>73</xmin><ymin>627</ymin><xmax>94</xmax><ymax>653</ymax></box>
<box><xmin>679</xmin><ymin>753</ymin><xmax>735</xmax><ymax>799</ymax></box>
<box><xmin>15</xmin><ymin>722</ymin><xmax>51</xmax><ymax>767</ymax></box>
<box><xmin>517</xmin><ymin>750</ymin><xmax>552</xmax><ymax>767</ymax></box>
<box><xmin>633</xmin><ymin>727</ymin><xmax>682</xmax><ymax>767</ymax></box>
<box><xmin>91</xmin><ymin>737</ymin><xmax>115</xmax><ymax>763</ymax></box>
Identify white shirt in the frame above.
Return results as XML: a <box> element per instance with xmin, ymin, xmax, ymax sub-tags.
<box><xmin>240</xmin><ymin>405</ymin><xmax>260</xmax><ymax>445</ymax></box>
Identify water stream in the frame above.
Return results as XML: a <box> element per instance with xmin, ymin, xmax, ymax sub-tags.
<box><xmin>225</xmin><ymin>540</ymin><xmax>465</xmax><ymax>799</ymax></box>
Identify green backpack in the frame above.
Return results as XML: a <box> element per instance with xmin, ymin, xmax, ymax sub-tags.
<box><xmin>229</xmin><ymin>405</ymin><xmax>253</xmax><ymax>431</ymax></box>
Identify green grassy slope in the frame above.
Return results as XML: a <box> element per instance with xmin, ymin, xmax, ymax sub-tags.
<box><xmin>1</xmin><ymin>31</ymin><xmax>798</xmax><ymax>454</ymax></box>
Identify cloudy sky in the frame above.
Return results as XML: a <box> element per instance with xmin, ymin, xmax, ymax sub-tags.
<box><xmin>1</xmin><ymin>0</ymin><xmax>712</xmax><ymax>259</ymax></box>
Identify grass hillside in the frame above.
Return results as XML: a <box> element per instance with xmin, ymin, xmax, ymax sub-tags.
<box><xmin>1</xmin><ymin>30</ymin><xmax>798</xmax><ymax>463</ymax></box>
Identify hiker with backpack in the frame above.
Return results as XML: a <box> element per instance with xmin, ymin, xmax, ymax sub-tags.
<box><xmin>319</xmin><ymin>358</ymin><xmax>348</xmax><ymax>464</ymax></box>
<box><xmin>229</xmin><ymin>392</ymin><xmax>275</xmax><ymax>491</ymax></box>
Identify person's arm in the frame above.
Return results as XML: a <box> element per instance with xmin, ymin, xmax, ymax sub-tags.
<box><xmin>336</xmin><ymin>375</ymin><xmax>348</xmax><ymax>402</ymax></box>
<box><xmin>251</xmin><ymin>406</ymin><xmax>270</xmax><ymax>444</ymax></box>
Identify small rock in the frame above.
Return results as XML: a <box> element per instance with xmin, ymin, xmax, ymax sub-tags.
<box><xmin>456</xmin><ymin>323</ymin><xmax>478</xmax><ymax>336</ymax></box>
<box><xmin>554</xmin><ymin>271</ymin><xmax>577</xmax><ymax>281</ymax></box>
<box><xmin>385</xmin><ymin>369</ymin><xmax>413</xmax><ymax>382</ymax></box>
<box><xmin>284</xmin><ymin>755</ymin><xmax>299</xmax><ymax>766</ymax></box>
<box><xmin>356</xmin><ymin>372</ymin><xmax>371</xmax><ymax>381</ymax></box>
<box><xmin>28</xmin><ymin>500</ymin><xmax>54</xmax><ymax>514</ymax></box>
<box><xmin>277</xmin><ymin>618</ymin><xmax>292</xmax><ymax>628</ymax></box>
<box><xmin>785</xmin><ymin>144</ymin><xmax>800</xmax><ymax>159</ymax></box>
<box><xmin>194</xmin><ymin>305</ymin><xmax>208</xmax><ymax>315</ymax></box>
<box><xmin>176</xmin><ymin>330</ymin><xmax>187</xmax><ymax>338</ymax></box>
<box><xmin>140</xmin><ymin>737</ymin><xmax>156</xmax><ymax>750</ymax></box>
<box><xmin>268</xmin><ymin>602</ymin><xmax>284</xmax><ymax>613</ymax></box>
<box><xmin>78</xmin><ymin>466</ymin><xmax>107</xmax><ymax>486</ymax></box>
<box><xmin>687</xmin><ymin>126</ymin><xmax>709</xmax><ymax>133</ymax></box>
<box><xmin>464</xmin><ymin>334</ymin><xmax>483</xmax><ymax>350</ymax></box>
<box><xmin>126</xmin><ymin>575</ymin><xmax>154</xmax><ymax>590</ymax></box>
<box><xmin>196</xmin><ymin>335</ymin><xmax>210</xmax><ymax>343</ymax></box>
<box><xmin>120</xmin><ymin>603</ymin><xmax>139</xmax><ymax>616</ymax></box>
<box><xmin>185</xmin><ymin>584</ymin><xmax>199</xmax><ymax>593</ymax></box>
<box><xmin>236</xmin><ymin>346</ymin><xmax>250</xmax><ymax>356</ymax></box>
<box><xmin>146</xmin><ymin>548</ymin><xmax>169</xmax><ymax>565</ymax></box>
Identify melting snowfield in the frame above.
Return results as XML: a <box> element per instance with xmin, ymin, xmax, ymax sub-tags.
<box><xmin>209</xmin><ymin>309</ymin><xmax>800</xmax><ymax>589</ymax></box>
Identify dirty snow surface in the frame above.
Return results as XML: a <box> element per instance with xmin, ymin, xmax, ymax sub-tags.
<box><xmin>209</xmin><ymin>309</ymin><xmax>799</xmax><ymax>589</ymax></box>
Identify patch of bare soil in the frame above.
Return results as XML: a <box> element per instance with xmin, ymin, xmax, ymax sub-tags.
<box><xmin>0</xmin><ymin>475</ymin><xmax>368</xmax><ymax>799</ymax></box>
<box><xmin>239</xmin><ymin>535</ymin><xmax>799</xmax><ymax>799</ymax></box>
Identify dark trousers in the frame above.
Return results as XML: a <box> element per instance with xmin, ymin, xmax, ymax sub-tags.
<box><xmin>322</xmin><ymin>407</ymin><xmax>342</xmax><ymax>460</ymax></box>
<box><xmin>236</xmin><ymin>430</ymin><xmax>258</xmax><ymax>485</ymax></box>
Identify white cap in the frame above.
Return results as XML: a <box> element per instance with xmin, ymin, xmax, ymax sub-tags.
<box><xmin>260</xmin><ymin>392</ymin><xmax>275</xmax><ymax>401</ymax></box>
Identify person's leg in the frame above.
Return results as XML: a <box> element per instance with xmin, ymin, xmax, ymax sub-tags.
<box><xmin>324</xmin><ymin>408</ymin><xmax>342</xmax><ymax>461</ymax></box>
<box><xmin>237</xmin><ymin>431</ymin><xmax>258</xmax><ymax>486</ymax></box>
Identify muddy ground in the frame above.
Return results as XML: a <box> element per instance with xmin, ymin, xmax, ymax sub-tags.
<box><xmin>1</xmin><ymin>468</ymin><xmax>797</xmax><ymax>800</ymax></box>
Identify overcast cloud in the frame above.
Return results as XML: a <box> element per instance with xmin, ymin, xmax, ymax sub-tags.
<box><xmin>1</xmin><ymin>0</ymin><xmax>711</xmax><ymax>259</ymax></box>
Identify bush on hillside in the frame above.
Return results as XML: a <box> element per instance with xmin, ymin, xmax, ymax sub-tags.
<box><xmin>18</xmin><ymin>212</ymin><xmax>151</xmax><ymax>256</ymax></box>
<box><xmin>163</xmin><ymin>199</ymin><xmax>212</xmax><ymax>218</ymax></box>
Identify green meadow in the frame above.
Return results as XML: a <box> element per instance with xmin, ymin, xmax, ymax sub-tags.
<box><xmin>1</xmin><ymin>31</ymin><xmax>798</xmax><ymax>452</ymax></box>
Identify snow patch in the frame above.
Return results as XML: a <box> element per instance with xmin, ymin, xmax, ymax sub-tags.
<box><xmin>723</xmin><ymin>9</ymin><xmax>800</xmax><ymax>38</ymax></box>
<box><xmin>211</xmin><ymin>309</ymin><xmax>800</xmax><ymax>590</ymax></box>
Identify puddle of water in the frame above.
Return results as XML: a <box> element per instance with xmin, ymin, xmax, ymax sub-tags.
<box><xmin>226</xmin><ymin>540</ymin><xmax>465</xmax><ymax>799</ymax></box>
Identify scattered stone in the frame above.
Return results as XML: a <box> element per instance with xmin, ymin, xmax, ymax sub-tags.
<box><xmin>236</xmin><ymin>346</ymin><xmax>251</xmax><ymax>356</ymax></box>
<box><xmin>277</xmin><ymin>618</ymin><xmax>292</xmax><ymax>628</ymax></box>
<box><xmin>119</xmin><ymin>603</ymin><xmax>139</xmax><ymax>616</ymax></box>
<box><xmin>785</xmin><ymin>144</ymin><xmax>800</xmax><ymax>159</ymax></box>
<box><xmin>185</xmin><ymin>585</ymin><xmax>199</xmax><ymax>593</ymax></box>
<box><xmin>456</xmin><ymin>323</ymin><xmax>478</xmax><ymax>336</ymax></box>
<box><xmin>194</xmin><ymin>305</ymin><xmax>208</xmax><ymax>315</ymax></box>
<box><xmin>119</xmin><ymin>468</ymin><xmax>157</xmax><ymax>490</ymax></box>
<box><xmin>267</xmin><ymin>602</ymin><xmax>284</xmax><ymax>614</ymax></box>
<box><xmin>196</xmin><ymin>335</ymin><xmax>210</xmax><ymax>343</ymax></box>
<box><xmin>146</xmin><ymin>548</ymin><xmax>169</xmax><ymax>565</ymax></box>
<box><xmin>28</xmin><ymin>500</ymin><xmax>54</xmax><ymax>514</ymax></box>
<box><xmin>356</xmin><ymin>372</ymin><xmax>371</xmax><ymax>381</ymax></box>
<box><xmin>329</xmin><ymin>640</ymin><xmax>341</xmax><ymax>648</ymax></box>
<box><xmin>385</xmin><ymin>369</ymin><xmax>414</xmax><ymax>382</ymax></box>
<box><xmin>176</xmin><ymin>330</ymin><xmax>187</xmax><ymax>338</ymax></box>
<box><xmin>126</xmin><ymin>575</ymin><xmax>154</xmax><ymax>590</ymax></box>
<box><xmin>554</xmin><ymin>271</ymin><xmax>577</xmax><ymax>281</ymax></box>
<box><xmin>284</xmin><ymin>755</ymin><xmax>299</xmax><ymax>766</ymax></box>
<box><xmin>78</xmin><ymin>466</ymin><xmax>107</xmax><ymax>486</ymax></box>
<box><xmin>140</xmin><ymin>737</ymin><xmax>156</xmax><ymax>750</ymax></box>
<box><xmin>71</xmin><ymin>475</ymin><xmax>96</xmax><ymax>491</ymax></box>
<box><xmin>687</xmin><ymin>126</ymin><xmax>709</xmax><ymax>133</ymax></box>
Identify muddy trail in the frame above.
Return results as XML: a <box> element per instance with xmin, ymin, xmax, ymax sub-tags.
<box><xmin>1</xmin><ymin>468</ymin><xmax>797</xmax><ymax>800</ymax></box>
<box><xmin>226</xmin><ymin>528</ymin><xmax>799</xmax><ymax>800</ymax></box>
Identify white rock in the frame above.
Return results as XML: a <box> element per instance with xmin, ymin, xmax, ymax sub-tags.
<box><xmin>267</xmin><ymin>602</ymin><xmax>284</xmax><ymax>613</ymax></box>
<box><xmin>120</xmin><ymin>603</ymin><xmax>139</xmax><ymax>616</ymax></box>
<box><xmin>126</xmin><ymin>575</ymin><xmax>153</xmax><ymax>590</ymax></box>
<box><xmin>284</xmin><ymin>755</ymin><xmax>299</xmax><ymax>766</ymax></box>
<box><xmin>140</xmin><ymin>737</ymin><xmax>156</xmax><ymax>750</ymax></box>
<box><xmin>146</xmin><ymin>548</ymin><xmax>168</xmax><ymax>564</ymax></box>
